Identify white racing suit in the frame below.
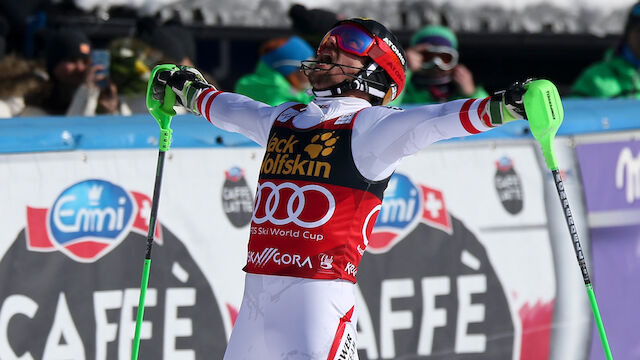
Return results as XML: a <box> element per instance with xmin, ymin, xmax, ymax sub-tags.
<box><xmin>195</xmin><ymin>90</ymin><xmax>497</xmax><ymax>359</ymax></box>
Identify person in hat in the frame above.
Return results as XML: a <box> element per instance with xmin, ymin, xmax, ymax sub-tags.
<box><xmin>105</xmin><ymin>19</ymin><xmax>212</xmax><ymax>114</ymax></box>
<box><xmin>234</xmin><ymin>36</ymin><xmax>315</xmax><ymax>105</ymax></box>
<box><xmin>136</xmin><ymin>18</ymin><xmax>197</xmax><ymax>67</ymax></box>
<box><xmin>38</xmin><ymin>29</ymin><xmax>130</xmax><ymax>116</ymax></box>
<box><xmin>151</xmin><ymin>17</ymin><xmax>535</xmax><ymax>358</ymax></box>
<box><xmin>288</xmin><ymin>4</ymin><xmax>342</xmax><ymax>48</ymax></box>
<box><xmin>572</xmin><ymin>1</ymin><xmax>640</xmax><ymax>98</ymax></box>
<box><xmin>393</xmin><ymin>25</ymin><xmax>488</xmax><ymax>105</ymax></box>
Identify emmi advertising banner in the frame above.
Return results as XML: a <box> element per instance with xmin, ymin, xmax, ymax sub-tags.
<box><xmin>0</xmin><ymin>140</ymin><xmax>586</xmax><ymax>359</ymax></box>
<box><xmin>355</xmin><ymin>142</ymin><xmax>555</xmax><ymax>360</ymax></box>
<box><xmin>0</xmin><ymin>149</ymin><xmax>253</xmax><ymax>360</ymax></box>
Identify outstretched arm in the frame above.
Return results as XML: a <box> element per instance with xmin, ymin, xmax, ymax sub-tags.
<box><xmin>153</xmin><ymin>66</ymin><xmax>282</xmax><ymax>147</ymax></box>
<box><xmin>353</xmin><ymin>82</ymin><xmax>527</xmax><ymax>181</ymax></box>
<box><xmin>195</xmin><ymin>89</ymin><xmax>282</xmax><ymax>147</ymax></box>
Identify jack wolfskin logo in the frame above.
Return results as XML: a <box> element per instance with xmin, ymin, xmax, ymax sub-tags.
<box><xmin>261</xmin><ymin>133</ymin><xmax>333</xmax><ymax>179</ymax></box>
<box><xmin>304</xmin><ymin>132</ymin><xmax>339</xmax><ymax>159</ymax></box>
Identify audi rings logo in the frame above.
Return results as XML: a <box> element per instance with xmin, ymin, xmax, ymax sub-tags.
<box><xmin>252</xmin><ymin>182</ymin><xmax>335</xmax><ymax>228</ymax></box>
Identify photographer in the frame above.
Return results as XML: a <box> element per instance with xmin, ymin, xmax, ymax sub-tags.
<box><xmin>36</xmin><ymin>29</ymin><xmax>130</xmax><ymax>116</ymax></box>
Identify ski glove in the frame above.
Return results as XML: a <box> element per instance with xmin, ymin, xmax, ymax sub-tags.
<box><xmin>489</xmin><ymin>79</ymin><xmax>530</xmax><ymax>124</ymax></box>
<box><xmin>152</xmin><ymin>66</ymin><xmax>213</xmax><ymax>115</ymax></box>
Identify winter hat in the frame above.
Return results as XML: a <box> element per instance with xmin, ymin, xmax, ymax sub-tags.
<box><xmin>289</xmin><ymin>4</ymin><xmax>339</xmax><ymax>37</ymax></box>
<box><xmin>45</xmin><ymin>29</ymin><xmax>91</xmax><ymax>74</ymax></box>
<box><xmin>137</xmin><ymin>18</ymin><xmax>196</xmax><ymax>63</ymax></box>
<box><xmin>409</xmin><ymin>25</ymin><xmax>458</xmax><ymax>49</ymax></box>
<box><xmin>261</xmin><ymin>36</ymin><xmax>314</xmax><ymax>77</ymax></box>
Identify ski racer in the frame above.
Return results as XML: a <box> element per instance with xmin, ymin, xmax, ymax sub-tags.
<box><xmin>152</xmin><ymin>17</ymin><xmax>530</xmax><ymax>359</ymax></box>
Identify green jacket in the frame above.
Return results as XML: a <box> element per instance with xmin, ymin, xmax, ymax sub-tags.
<box><xmin>391</xmin><ymin>70</ymin><xmax>489</xmax><ymax>106</ymax></box>
<box><xmin>571</xmin><ymin>49</ymin><xmax>640</xmax><ymax>98</ymax></box>
<box><xmin>234</xmin><ymin>61</ymin><xmax>313</xmax><ymax>106</ymax></box>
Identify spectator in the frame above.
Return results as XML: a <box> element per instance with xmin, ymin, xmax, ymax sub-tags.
<box><xmin>109</xmin><ymin>38</ymin><xmax>157</xmax><ymax>98</ymax></box>
<box><xmin>109</xmin><ymin>18</ymin><xmax>214</xmax><ymax>114</ymax></box>
<box><xmin>392</xmin><ymin>25</ymin><xmax>488</xmax><ymax>105</ymax></box>
<box><xmin>571</xmin><ymin>2</ymin><xmax>640</xmax><ymax>98</ymax></box>
<box><xmin>234</xmin><ymin>36</ymin><xmax>314</xmax><ymax>106</ymax></box>
<box><xmin>288</xmin><ymin>4</ymin><xmax>341</xmax><ymax>48</ymax></box>
<box><xmin>136</xmin><ymin>18</ymin><xmax>197</xmax><ymax>67</ymax></box>
<box><xmin>108</xmin><ymin>37</ymin><xmax>171</xmax><ymax>114</ymax></box>
<box><xmin>36</xmin><ymin>29</ymin><xmax>131</xmax><ymax>116</ymax></box>
<box><xmin>0</xmin><ymin>54</ymin><xmax>47</xmax><ymax>117</ymax></box>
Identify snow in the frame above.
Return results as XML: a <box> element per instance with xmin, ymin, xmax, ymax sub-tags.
<box><xmin>72</xmin><ymin>0</ymin><xmax>639</xmax><ymax>35</ymax></box>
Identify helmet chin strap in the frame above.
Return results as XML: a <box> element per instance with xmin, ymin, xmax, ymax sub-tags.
<box><xmin>310</xmin><ymin>62</ymin><xmax>387</xmax><ymax>101</ymax></box>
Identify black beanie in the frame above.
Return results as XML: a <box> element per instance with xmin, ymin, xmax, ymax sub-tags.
<box><xmin>137</xmin><ymin>18</ymin><xmax>195</xmax><ymax>63</ymax></box>
<box><xmin>45</xmin><ymin>29</ymin><xmax>91</xmax><ymax>74</ymax></box>
<box><xmin>289</xmin><ymin>4</ymin><xmax>339</xmax><ymax>38</ymax></box>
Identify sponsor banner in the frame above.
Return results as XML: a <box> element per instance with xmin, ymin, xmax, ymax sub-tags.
<box><xmin>576</xmin><ymin>140</ymin><xmax>640</xmax><ymax>225</ymax></box>
<box><xmin>221</xmin><ymin>166</ymin><xmax>253</xmax><ymax>228</ymax></box>
<box><xmin>0</xmin><ymin>140</ymin><xmax>585</xmax><ymax>359</ymax></box>
<box><xmin>575</xmin><ymin>140</ymin><xmax>640</xmax><ymax>360</ymax></box>
<box><xmin>0</xmin><ymin>148</ymin><xmax>264</xmax><ymax>359</ymax></box>
<box><xmin>356</xmin><ymin>142</ymin><xmax>556</xmax><ymax>360</ymax></box>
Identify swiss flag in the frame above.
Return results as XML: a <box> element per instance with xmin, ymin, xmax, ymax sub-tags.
<box><xmin>130</xmin><ymin>191</ymin><xmax>163</xmax><ymax>245</ymax></box>
<box><xmin>26</xmin><ymin>207</ymin><xmax>55</xmax><ymax>251</ymax></box>
<box><xmin>420</xmin><ymin>185</ymin><xmax>452</xmax><ymax>234</ymax></box>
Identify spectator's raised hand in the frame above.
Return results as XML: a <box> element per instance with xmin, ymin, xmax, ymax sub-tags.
<box><xmin>406</xmin><ymin>45</ymin><xmax>426</xmax><ymax>72</ymax></box>
<box><xmin>85</xmin><ymin>64</ymin><xmax>106</xmax><ymax>89</ymax></box>
<box><xmin>98</xmin><ymin>81</ymin><xmax>119</xmax><ymax>114</ymax></box>
<box><xmin>452</xmin><ymin>64</ymin><xmax>476</xmax><ymax>96</ymax></box>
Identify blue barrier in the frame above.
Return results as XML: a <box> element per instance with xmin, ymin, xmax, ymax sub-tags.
<box><xmin>1</xmin><ymin>99</ymin><xmax>638</xmax><ymax>153</ymax></box>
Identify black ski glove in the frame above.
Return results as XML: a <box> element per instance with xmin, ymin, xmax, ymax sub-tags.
<box><xmin>152</xmin><ymin>66</ymin><xmax>213</xmax><ymax>114</ymax></box>
<box><xmin>489</xmin><ymin>79</ymin><xmax>532</xmax><ymax>124</ymax></box>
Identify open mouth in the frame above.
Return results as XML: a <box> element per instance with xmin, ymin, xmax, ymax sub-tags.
<box><xmin>316</xmin><ymin>52</ymin><xmax>333</xmax><ymax>65</ymax></box>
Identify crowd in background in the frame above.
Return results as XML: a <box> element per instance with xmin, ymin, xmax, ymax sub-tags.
<box><xmin>0</xmin><ymin>1</ymin><xmax>639</xmax><ymax>118</ymax></box>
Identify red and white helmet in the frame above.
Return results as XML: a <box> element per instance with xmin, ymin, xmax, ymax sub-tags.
<box><xmin>307</xmin><ymin>18</ymin><xmax>407</xmax><ymax>105</ymax></box>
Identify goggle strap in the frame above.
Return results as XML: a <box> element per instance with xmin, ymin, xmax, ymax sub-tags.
<box><xmin>368</xmin><ymin>43</ymin><xmax>405</xmax><ymax>95</ymax></box>
<box><xmin>366</xmin><ymin>85</ymin><xmax>387</xmax><ymax>98</ymax></box>
<box><xmin>365</xmin><ymin>62</ymin><xmax>378</xmax><ymax>76</ymax></box>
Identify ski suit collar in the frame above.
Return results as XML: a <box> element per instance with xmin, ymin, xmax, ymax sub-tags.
<box><xmin>308</xmin><ymin>96</ymin><xmax>371</xmax><ymax>120</ymax></box>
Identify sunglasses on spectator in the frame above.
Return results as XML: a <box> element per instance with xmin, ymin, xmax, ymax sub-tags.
<box><xmin>318</xmin><ymin>24</ymin><xmax>375</xmax><ymax>57</ymax></box>
<box><xmin>419</xmin><ymin>45</ymin><xmax>459</xmax><ymax>71</ymax></box>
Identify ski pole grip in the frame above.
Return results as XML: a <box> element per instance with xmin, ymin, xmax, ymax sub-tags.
<box><xmin>523</xmin><ymin>79</ymin><xmax>564</xmax><ymax>170</ymax></box>
<box><xmin>146</xmin><ymin>64</ymin><xmax>180</xmax><ymax>132</ymax></box>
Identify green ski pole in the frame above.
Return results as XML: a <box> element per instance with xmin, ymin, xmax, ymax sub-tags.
<box><xmin>524</xmin><ymin>79</ymin><xmax>613</xmax><ymax>360</ymax></box>
<box><xmin>131</xmin><ymin>64</ymin><xmax>179</xmax><ymax>360</ymax></box>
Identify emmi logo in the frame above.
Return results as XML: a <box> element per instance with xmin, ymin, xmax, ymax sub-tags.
<box><xmin>261</xmin><ymin>132</ymin><xmax>338</xmax><ymax>179</ymax></box>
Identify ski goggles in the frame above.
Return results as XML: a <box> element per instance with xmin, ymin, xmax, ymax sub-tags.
<box><xmin>318</xmin><ymin>23</ymin><xmax>376</xmax><ymax>56</ymax></box>
<box><xmin>419</xmin><ymin>45</ymin><xmax>459</xmax><ymax>71</ymax></box>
